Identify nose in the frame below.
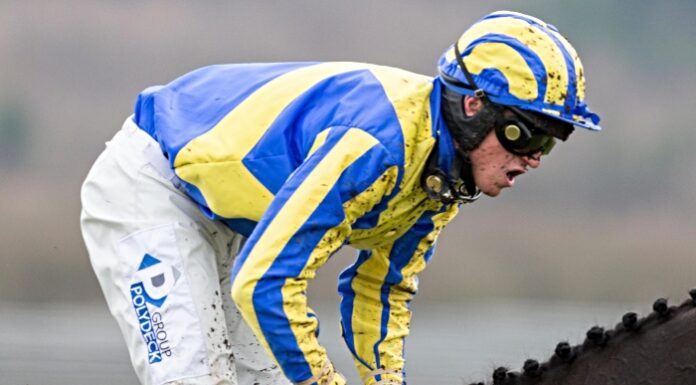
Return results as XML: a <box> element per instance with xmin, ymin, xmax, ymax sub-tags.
<box><xmin>523</xmin><ymin>152</ymin><xmax>542</xmax><ymax>169</ymax></box>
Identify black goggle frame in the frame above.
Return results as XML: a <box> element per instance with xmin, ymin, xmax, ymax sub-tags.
<box><xmin>496</xmin><ymin>106</ymin><xmax>557</xmax><ymax>157</ymax></box>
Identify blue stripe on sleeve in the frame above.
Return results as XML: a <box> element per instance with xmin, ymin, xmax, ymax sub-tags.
<box><xmin>372</xmin><ymin>213</ymin><xmax>436</xmax><ymax>369</ymax></box>
<box><xmin>337</xmin><ymin>249</ymin><xmax>373</xmax><ymax>368</ymax></box>
<box><xmin>231</xmin><ymin>130</ymin><xmax>394</xmax><ymax>381</ymax></box>
<box><xmin>338</xmin><ymin>210</ymin><xmax>438</xmax><ymax>371</ymax></box>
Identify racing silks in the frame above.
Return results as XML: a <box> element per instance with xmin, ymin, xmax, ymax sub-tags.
<box><xmin>134</xmin><ymin>62</ymin><xmax>461</xmax><ymax>385</ymax></box>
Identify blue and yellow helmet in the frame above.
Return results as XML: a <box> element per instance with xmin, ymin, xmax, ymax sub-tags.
<box><xmin>437</xmin><ymin>11</ymin><xmax>601</xmax><ymax>131</ymax></box>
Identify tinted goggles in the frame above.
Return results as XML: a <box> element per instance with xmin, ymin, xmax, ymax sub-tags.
<box><xmin>501</xmin><ymin>126</ymin><xmax>557</xmax><ymax>157</ymax></box>
<box><xmin>519</xmin><ymin>133</ymin><xmax>556</xmax><ymax>156</ymax></box>
<box><xmin>500</xmin><ymin>106</ymin><xmax>567</xmax><ymax>156</ymax></box>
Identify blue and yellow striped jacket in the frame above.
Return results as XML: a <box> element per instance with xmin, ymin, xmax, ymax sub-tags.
<box><xmin>134</xmin><ymin>62</ymin><xmax>461</xmax><ymax>385</ymax></box>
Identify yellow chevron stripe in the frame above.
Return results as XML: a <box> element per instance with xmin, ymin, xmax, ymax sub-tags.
<box><xmin>174</xmin><ymin>62</ymin><xmax>373</xmax><ymax>220</ymax></box>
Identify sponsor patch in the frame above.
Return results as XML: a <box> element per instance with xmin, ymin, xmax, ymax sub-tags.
<box><xmin>119</xmin><ymin>224</ymin><xmax>210</xmax><ymax>384</ymax></box>
<box><xmin>129</xmin><ymin>253</ymin><xmax>179</xmax><ymax>363</ymax></box>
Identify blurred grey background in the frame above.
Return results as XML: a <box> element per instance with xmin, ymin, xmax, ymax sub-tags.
<box><xmin>1</xmin><ymin>1</ymin><xmax>695</xmax><ymax>384</ymax></box>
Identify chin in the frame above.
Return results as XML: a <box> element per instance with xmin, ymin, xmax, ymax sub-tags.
<box><xmin>481</xmin><ymin>187</ymin><xmax>502</xmax><ymax>197</ymax></box>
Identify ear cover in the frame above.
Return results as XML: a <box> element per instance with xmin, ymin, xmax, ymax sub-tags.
<box><xmin>441</xmin><ymin>85</ymin><xmax>499</xmax><ymax>153</ymax></box>
<box><xmin>495</xmin><ymin>118</ymin><xmax>532</xmax><ymax>152</ymax></box>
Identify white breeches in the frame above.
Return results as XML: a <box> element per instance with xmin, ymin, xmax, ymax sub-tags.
<box><xmin>80</xmin><ymin>118</ymin><xmax>291</xmax><ymax>385</ymax></box>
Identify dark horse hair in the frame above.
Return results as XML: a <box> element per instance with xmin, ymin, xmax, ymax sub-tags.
<box><xmin>469</xmin><ymin>289</ymin><xmax>696</xmax><ymax>385</ymax></box>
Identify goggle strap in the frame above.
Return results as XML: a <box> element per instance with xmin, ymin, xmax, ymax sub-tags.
<box><xmin>453</xmin><ymin>43</ymin><xmax>488</xmax><ymax>103</ymax></box>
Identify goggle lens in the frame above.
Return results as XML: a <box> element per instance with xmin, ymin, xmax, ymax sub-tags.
<box><xmin>529</xmin><ymin>134</ymin><xmax>556</xmax><ymax>156</ymax></box>
<box><xmin>504</xmin><ymin>133</ymin><xmax>556</xmax><ymax>157</ymax></box>
<box><xmin>501</xmin><ymin>108</ymin><xmax>558</xmax><ymax>157</ymax></box>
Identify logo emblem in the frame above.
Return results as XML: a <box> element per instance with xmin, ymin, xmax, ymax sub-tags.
<box><xmin>134</xmin><ymin>253</ymin><xmax>180</xmax><ymax>307</ymax></box>
<box><xmin>130</xmin><ymin>253</ymin><xmax>179</xmax><ymax>363</ymax></box>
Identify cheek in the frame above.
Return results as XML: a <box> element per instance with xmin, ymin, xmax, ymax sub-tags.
<box><xmin>473</xmin><ymin>149</ymin><xmax>512</xmax><ymax>173</ymax></box>
<box><xmin>472</xmin><ymin>158</ymin><xmax>497</xmax><ymax>183</ymax></box>
<box><xmin>469</xmin><ymin>132</ymin><xmax>515</xmax><ymax>175</ymax></box>
<box><xmin>471</xmin><ymin>151</ymin><xmax>492</xmax><ymax>176</ymax></box>
<box><xmin>498</xmin><ymin>154</ymin><xmax>515</xmax><ymax>169</ymax></box>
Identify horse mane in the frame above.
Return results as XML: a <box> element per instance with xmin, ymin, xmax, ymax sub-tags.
<box><xmin>468</xmin><ymin>289</ymin><xmax>696</xmax><ymax>385</ymax></box>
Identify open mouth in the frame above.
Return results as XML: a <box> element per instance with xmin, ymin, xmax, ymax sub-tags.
<box><xmin>505</xmin><ymin>169</ymin><xmax>525</xmax><ymax>184</ymax></box>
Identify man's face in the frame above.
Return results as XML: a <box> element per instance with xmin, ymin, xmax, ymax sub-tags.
<box><xmin>468</xmin><ymin>129</ymin><xmax>542</xmax><ymax>197</ymax></box>
<box><xmin>462</xmin><ymin>95</ymin><xmax>543</xmax><ymax>197</ymax></box>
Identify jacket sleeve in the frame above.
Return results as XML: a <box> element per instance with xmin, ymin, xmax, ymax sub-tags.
<box><xmin>337</xmin><ymin>204</ymin><xmax>459</xmax><ymax>385</ymax></box>
<box><xmin>230</xmin><ymin>126</ymin><xmax>399</xmax><ymax>384</ymax></box>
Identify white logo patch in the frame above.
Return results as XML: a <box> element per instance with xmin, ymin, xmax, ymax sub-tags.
<box><xmin>118</xmin><ymin>224</ymin><xmax>210</xmax><ymax>385</ymax></box>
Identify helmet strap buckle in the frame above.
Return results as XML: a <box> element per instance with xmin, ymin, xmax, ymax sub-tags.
<box><xmin>422</xmin><ymin>142</ymin><xmax>481</xmax><ymax>204</ymax></box>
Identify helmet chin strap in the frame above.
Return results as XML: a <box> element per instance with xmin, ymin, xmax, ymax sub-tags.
<box><xmin>454</xmin><ymin>152</ymin><xmax>481</xmax><ymax>203</ymax></box>
<box><xmin>422</xmin><ymin>133</ymin><xmax>481</xmax><ymax>205</ymax></box>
